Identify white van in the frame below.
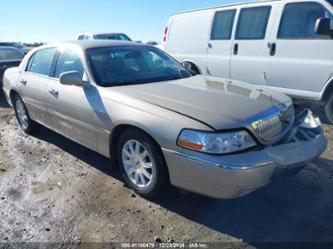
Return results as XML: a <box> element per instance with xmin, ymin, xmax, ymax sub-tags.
<box><xmin>164</xmin><ymin>0</ymin><xmax>333</xmax><ymax>123</ymax></box>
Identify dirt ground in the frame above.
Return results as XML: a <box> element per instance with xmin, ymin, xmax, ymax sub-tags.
<box><xmin>0</xmin><ymin>89</ymin><xmax>333</xmax><ymax>247</ymax></box>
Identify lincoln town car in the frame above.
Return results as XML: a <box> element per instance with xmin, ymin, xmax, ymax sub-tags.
<box><xmin>2</xmin><ymin>41</ymin><xmax>327</xmax><ymax>198</ymax></box>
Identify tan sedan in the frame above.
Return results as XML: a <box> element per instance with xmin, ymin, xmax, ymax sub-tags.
<box><xmin>2</xmin><ymin>41</ymin><xmax>327</xmax><ymax>199</ymax></box>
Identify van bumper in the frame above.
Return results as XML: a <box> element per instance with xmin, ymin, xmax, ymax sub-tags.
<box><xmin>162</xmin><ymin>112</ymin><xmax>327</xmax><ymax>199</ymax></box>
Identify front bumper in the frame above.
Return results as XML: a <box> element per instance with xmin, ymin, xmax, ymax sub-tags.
<box><xmin>162</xmin><ymin>111</ymin><xmax>327</xmax><ymax>199</ymax></box>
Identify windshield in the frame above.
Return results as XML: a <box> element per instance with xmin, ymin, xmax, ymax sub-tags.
<box><xmin>326</xmin><ymin>0</ymin><xmax>333</xmax><ymax>6</ymax></box>
<box><xmin>0</xmin><ymin>48</ymin><xmax>24</xmax><ymax>61</ymax></box>
<box><xmin>86</xmin><ymin>46</ymin><xmax>192</xmax><ymax>87</ymax></box>
<box><xmin>94</xmin><ymin>34</ymin><xmax>132</xmax><ymax>41</ymax></box>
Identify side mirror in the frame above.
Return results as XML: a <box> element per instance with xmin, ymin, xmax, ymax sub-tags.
<box><xmin>181</xmin><ymin>61</ymin><xmax>198</xmax><ymax>75</ymax></box>
<box><xmin>59</xmin><ymin>71</ymin><xmax>88</xmax><ymax>87</ymax></box>
<box><xmin>315</xmin><ymin>18</ymin><xmax>332</xmax><ymax>36</ymax></box>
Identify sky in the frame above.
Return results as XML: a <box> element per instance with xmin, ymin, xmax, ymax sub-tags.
<box><xmin>0</xmin><ymin>0</ymin><xmax>240</xmax><ymax>44</ymax></box>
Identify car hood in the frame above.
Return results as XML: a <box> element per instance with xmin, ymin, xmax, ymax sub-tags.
<box><xmin>109</xmin><ymin>76</ymin><xmax>292</xmax><ymax>130</ymax></box>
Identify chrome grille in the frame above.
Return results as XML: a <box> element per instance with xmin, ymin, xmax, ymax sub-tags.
<box><xmin>252</xmin><ymin>115</ymin><xmax>282</xmax><ymax>141</ymax></box>
<box><xmin>248</xmin><ymin>105</ymin><xmax>295</xmax><ymax>144</ymax></box>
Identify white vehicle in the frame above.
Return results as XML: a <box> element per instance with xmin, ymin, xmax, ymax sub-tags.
<box><xmin>164</xmin><ymin>0</ymin><xmax>333</xmax><ymax>123</ymax></box>
<box><xmin>77</xmin><ymin>32</ymin><xmax>132</xmax><ymax>41</ymax></box>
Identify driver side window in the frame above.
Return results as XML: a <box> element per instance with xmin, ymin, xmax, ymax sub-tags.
<box><xmin>54</xmin><ymin>49</ymin><xmax>85</xmax><ymax>78</ymax></box>
<box><xmin>278</xmin><ymin>2</ymin><xmax>333</xmax><ymax>39</ymax></box>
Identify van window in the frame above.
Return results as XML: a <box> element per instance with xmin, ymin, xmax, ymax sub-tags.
<box><xmin>78</xmin><ymin>35</ymin><xmax>85</xmax><ymax>40</ymax></box>
<box><xmin>211</xmin><ymin>10</ymin><xmax>236</xmax><ymax>40</ymax></box>
<box><xmin>236</xmin><ymin>6</ymin><xmax>271</xmax><ymax>39</ymax></box>
<box><xmin>278</xmin><ymin>2</ymin><xmax>333</xmax><ymax>39</ymax></box>
<box><xmin>26</xmin><ymin>48</ymin><xmax>57</xmax><ymax>76</ymax></box>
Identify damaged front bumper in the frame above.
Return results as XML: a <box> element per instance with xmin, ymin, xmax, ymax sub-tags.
<box><xmin>163</xmin><ymin>109</ymin><xmax>327</xmax><ymax>199</ymax></box>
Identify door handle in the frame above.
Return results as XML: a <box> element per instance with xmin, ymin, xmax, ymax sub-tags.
<box><xmin>268</xmin><ymin>42</ymin><xmax>276</xmax><ymax>56</ymax></box>
<box><xmin>233</xmin><ymin>43</ymin><xmax>238</xmax><ymax>55</ymax></box>
<box><xmin>49</xmin><ymin>89</ymin><xmax>59</xmax><ymax>97</ymax></box>
<box><xmin>208</xmin><ymin>43</ymin><xmax>213</xmax><ymax>49</ymax></box>
<box><xmin>20</xmin><ymin>79</ymin><xmax>27</xmax><ymax>85</ymax></box>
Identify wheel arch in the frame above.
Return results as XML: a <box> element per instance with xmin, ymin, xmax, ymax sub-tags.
<box><xmin>321</xmin><ymin>78</ymin><xmax>333</xmax><ymax>102</ymax></box>
<box><xmin>109</xmin><ymin>124</ymin><xmax>169</xmax><ymax>177</ymax></box>
<box><xmin>9</xmin><ymin>89</ymin><xmax>19</xmax><ymax>106</ymax></box>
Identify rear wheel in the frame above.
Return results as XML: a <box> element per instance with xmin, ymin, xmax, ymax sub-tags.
<box><xmin>324</xmin><ymin>93</ymin><xmax>333</xmax><ymax>124</ymax></box>
<box><xmin>116</xmin><ymin>129</ymin><xmax>168</xmax><ymax>198</ymax></box>
<box><xmin>13</xmin><ymin>94</ymin><xmax>37</xmax><ymax>134</ymax></box>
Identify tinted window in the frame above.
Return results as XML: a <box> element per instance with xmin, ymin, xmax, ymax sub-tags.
<box><xmin>54</xmin><ymin>49</ymin><xmax>84</xmax><ymax>78</ymax></box>
<box><xmin>211</xmin><ymin>10</ymin><xmax>236</xmax><ymax>40</ymax></box>
<box><xmin>87</xmin><ymin>46</ymin><xmax>191</xmax><ymax>87</ymax></box>
<box><xmin>236</xmin><ymin>6</ymin><xmax>271</xmax><ymax>39</ymax></box>
<box><xmin>78</xmin><ymin>35</ymin><xmax>85</xmax><ymax>40</ymax></box>
<box><xmin>26</xmin><ymin>48</ymin><xmax>57</xmax><ymax>76</ymax></box>
<box><xmin>0</xmin><ymin>48</ymin><xmax>23</xmax><ymax>61</ymax></box>
<box><xmin>278</xmin><ymin>2</ymin><xmax>333</xmax><ymax>39</ymax></box>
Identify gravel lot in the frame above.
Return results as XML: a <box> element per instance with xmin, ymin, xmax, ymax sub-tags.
<box><xmin>0</xmin><ymin>89</ymin><xmax>333</xmax><ymax>247</ymax></box>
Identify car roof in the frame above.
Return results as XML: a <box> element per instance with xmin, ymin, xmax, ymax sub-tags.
<box><xmin>173</xmin><ymin>0</ymin><xmax>281</xmax><ymax>15</ymax></box>
<box><xmin>41</xmin><ymin>40</ymin><xmax>143</xmax><ymax>50</ymax></box>
<box><xmin>78</xmin><ymin>32</ymin><xmax>127</xmax><ymax>36</ymax></box>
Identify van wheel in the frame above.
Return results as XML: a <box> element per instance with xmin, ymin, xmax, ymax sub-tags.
<box><xmin>13</xmin><ymin>94</ymin><xmax>37</xmax><ymax>134</ymax></box>
<box><xmin>324</xmin><ymin>93</ymin><xmax>333</xmax><ymax>124</ymax></box>
<box><xmin>116</xmin><ymin>129</ymin><xmax>168</xmax><ymax>198</ymax></box>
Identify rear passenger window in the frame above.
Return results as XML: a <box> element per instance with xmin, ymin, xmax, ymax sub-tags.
<box><xmin>211</xmin><ymin>10</ymin><xmax>236</xmax><ymax>40</ymax></box>
<box><xmin>236</xmin><ymin>6</ymin><xmax>271</xmax><ymax>39</ymax></box>
<box><xmin>26</xmin><ymin>48</ymin><xmax>57</xmax><ymax>76</ymax></box>
<box><xmin>278</xmin><ymin>2</ymin><xmax>333</xmax><ymax>39</ymax></box>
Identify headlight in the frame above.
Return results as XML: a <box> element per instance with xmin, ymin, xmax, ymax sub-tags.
<box><xmin>177</xmin><ymin>129</ymin><xmax>256</xmax><ymax>154</ymax></box>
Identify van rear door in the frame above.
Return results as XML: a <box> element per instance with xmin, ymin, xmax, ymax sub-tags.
<box><xmin>164</xmin><ymin>10</ymin><xmax>214</xmax><ymax>72</ymax></box>
<box><xmin>229</xmin><ymin>2</ymin><xmax>278</xmax><ymax>85</ymax></box>
<box><xmin>206</xmin><ymin>7</ymin><xmax>237</xmax><ymax>78</ymax></box>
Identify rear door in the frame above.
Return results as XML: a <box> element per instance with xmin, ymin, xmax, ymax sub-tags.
<box><xmin>206</xmin><ymin>8</ymin><xmax>237</xmax><ymax>78</ymax></box>
<box><xmin>17</xmin><ymin>47</ymin><xmax>57</xmax><ymax>126</ymax></box>
<box><xmin>265</xmin><ymin>0</ymin><xmax>333</xmax><ymax>97</ymax></box>
<box><xmin>229</xmin><ymin>3</ymin><xmax>276</xmax><ymax>85</ymax></box>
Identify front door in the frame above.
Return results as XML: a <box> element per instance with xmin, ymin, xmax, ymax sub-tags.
<box><xmin>47</xmin><ymin>47</ymin><xmax>98</xmax><ymax>151</ymax></box>
<box><xmin>265</xmin><ymin>0</ymin><xmax>333</xmax><ymax>96</ymax></box>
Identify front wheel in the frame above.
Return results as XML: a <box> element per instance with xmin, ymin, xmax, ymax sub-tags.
<box><xmin>116</xmin><ymin>129</ymin><xmax>169</xmax><ymax>198</ymax></box>
<box><xmin>324</xmin><ymin>93</ymin><xmax>333</xmax><ymax>124</ymax></box>
<box><xmin>13</xmin><ymin>94</ymin><xmax>37</xmax><ymax>134</ymax></box>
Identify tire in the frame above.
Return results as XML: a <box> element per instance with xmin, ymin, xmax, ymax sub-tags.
<box><xmin>324</xmin><ymin>93</ymin><xmax>333</xmax><ymax>124</ymax></box>
<box><xmin>116</xmin><ymin>129</ymin><xmax>168</xmax><ymax>198</ymax></box>
<box><xmin>13</xmin><ymin>94</ymin><xmax>37</xmax><ymax>134</ymax></box>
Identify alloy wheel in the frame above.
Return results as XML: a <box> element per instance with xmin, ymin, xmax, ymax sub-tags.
<box><xmin>121</xmin><ymin>139</ymin><xmax>154</xmax><ymax>188</ymax></box>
